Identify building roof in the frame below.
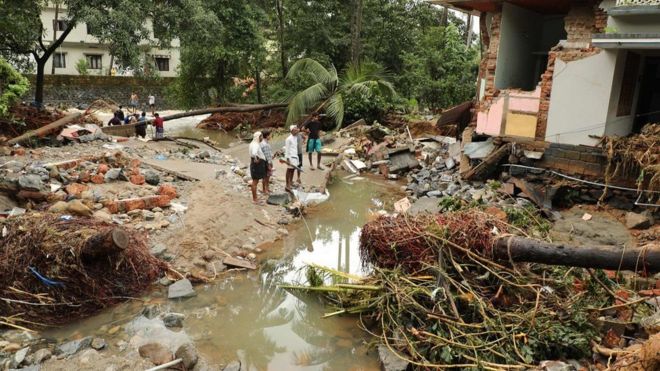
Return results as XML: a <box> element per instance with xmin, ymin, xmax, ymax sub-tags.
<box><xmin>428</xmin><ymin>0</ymin><xmax>578</xmax><ymax>14</ymax></box>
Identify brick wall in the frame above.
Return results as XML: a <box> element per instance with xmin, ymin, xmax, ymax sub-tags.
<box><xmin>27</xmin><ymin>75</ymin><xmax>178</xmax><ymax>109</ymax></box>
<box><xmin>537</xmin><ymin>143</ymin><xmax>608</xmax><ymax>178</ymax></box>
<box><xmin>482</xmin><ymin>12</ymin><xmax>502</xmax><ymax>105</ymax></box>
<box><xmin>564</xmin><ymin>4</ymin><xmax>597</xmax><ymax>43</ymax></box>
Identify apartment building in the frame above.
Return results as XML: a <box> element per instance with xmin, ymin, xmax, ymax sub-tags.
<box><xmin>41</xmin><ymin>4</ymin><xmax>180</xmax><ymax>77</ymax></box>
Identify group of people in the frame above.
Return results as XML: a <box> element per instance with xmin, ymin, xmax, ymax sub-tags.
<box><xmin>128</xmin><ymin>92</ymin><xmax>157</xmax><ymax>113</ymax></box>
<box><xmin>248</xmin><ymin>113</ymin><xmax>325</xmax><ymax>204</ymax></box>
<box><xmin>106</xmin><ymin>107</ymin><xmax>164</xmax><ymax>140</ymax></box>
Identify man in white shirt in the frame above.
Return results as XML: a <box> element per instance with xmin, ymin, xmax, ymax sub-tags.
<box><xmin>285</xmin><ymin>125</ymin><xmax>300</xmax><ymax>192</ymax></box>
<box><xmin>148</xmin><ymin>94</ymin><xmax>156</xmax><ymax>113</ymax></box>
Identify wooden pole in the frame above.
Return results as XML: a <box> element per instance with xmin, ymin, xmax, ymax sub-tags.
<box><xmin>5</xmin><ymin>112</ymin><xmax>82</xmax><ymax>146</ymax></box>
<box><xmin>494</xmin><ymin>236</ymin><xmax>660</xmax><ymax>273</ymax></box>
<box><xmin>152</xmin><ymin>103</ymin><xmax>288</xmax><ymax>124</ymax></box>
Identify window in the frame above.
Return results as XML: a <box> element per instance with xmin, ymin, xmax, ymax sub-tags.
<box><xmin>86</xmin><ymin>54</ymin><xmax>102</xmax><ymax>70</ymax></box>
<box><xmin>54</xmin><ymin>20</ymin><xmax>68</xmax><ymax>31</ymax></box>
<box><xmin>155</xmin><ymin>57</ymin><xmax>169</xmax><ymax>72</ymax></box>
<box><xmin>53</xmin><ymin>53</ymin><xmax>66</xmax><ymax>68</ymax></box>
<box><xmin>617</xmin><ymin>52</ymin><xmax>641</xmax><ymax>117</ymax></box>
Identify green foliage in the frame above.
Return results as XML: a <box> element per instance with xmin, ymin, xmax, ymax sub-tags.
<box><xmin>0</xmin><ymin>58</ymin><xmax>29</xmax><ymax>115</ymax></box>
<box><xmin>75</xmin><ymin>58</ymin><xmax>89</xmax><ymax>76</ymax></box>
<box><xmin>437</xmin><ymin>196</ymin><xmax>465</xmax><ymax>212</ymax></box>
<box><xmin>504</xmin><ymin>205</ymin><xmax>551</xmax><ymax>238</ymax></box>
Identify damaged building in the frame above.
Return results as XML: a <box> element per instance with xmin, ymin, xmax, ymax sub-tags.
<box><xmin>437</xmin><ymin>0</ymin><xmax>660</xmax><ymax>146</ymax></box>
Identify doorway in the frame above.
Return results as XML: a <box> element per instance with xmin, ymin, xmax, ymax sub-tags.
<box><xmin>634</xmin><ymin>56</ymin><xmax>660</xmax><ymax>132</ymax></box>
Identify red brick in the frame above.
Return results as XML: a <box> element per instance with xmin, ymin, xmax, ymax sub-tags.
<box><xmin>130</xmin><ymin>174</ymin><xmax>145</xmax><ymax>185</ymax></box>
<box><xmin>158</xmin><ymin>184</ymin><xmax>177</xmax><ymax>199</ymax></box>
<box><xmin>65</xmin><ymin>183</ymin><xmax>88</xmax><ymax>197</ymax></box>
<box><xmin>97</xmin><ymin>164</ymin><xmax>109</xmax><ymax>174</ymax></box>
<box><xmin>91</xmin><ymin>174</ymin><xmax>105</xmax><ymax>184</ymax></box>
<box><xmin>11</xmin><ymin>147</ymin><xmax>26</xmax><ymax>156</ymax></box>
<box><xmin>79</xmin><ymin>170</ymin><xmax>91</xmax><ymax>183</ymax></box>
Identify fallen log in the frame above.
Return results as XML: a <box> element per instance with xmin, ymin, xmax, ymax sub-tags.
<box><xmin>5</xmin><ymin>112</ymin><xmax>82</xmax><ymax>146</ymax></box>
<box><xmin>495</xmin><ymin>236</ymin><xmax>660</xmax><ymax>273</ymax></box>
<box><xmin>82</xmin><ymin>228</ymin><xmax>129</xmax><ymax>259</ymax></box>
<box><xmin>155</xmin><ymin>103</ymin><xmax>288</xmax><ymax>123</ymax></box>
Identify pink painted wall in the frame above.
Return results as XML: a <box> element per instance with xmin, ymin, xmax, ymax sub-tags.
<box><xmin>477</xmin><ymin>96</ymin><xmax>505</xmax><ymax>136</ymax></box>
<box><xmin>476</xmin><ymin>87</ymin><xmax>541</xmax><ymax>136</ymax></box>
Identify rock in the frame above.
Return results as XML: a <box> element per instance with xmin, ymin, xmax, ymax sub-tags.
<box><xmin>626</xmin><ymin>212</ymin><xmax>651</xmax><ymax>230</ymax></box>
<box><xmin>11</xmin><ymin>347</ymin><xmax>29</xmax><ymax>368</ymax></box>
<box><xmin>162</xmin><ymin>312</ymin><xmax>185</xmax><ymax>328</ymax></box>
<box><xmin>150</xmin><ymin>243</ymin><xmax>167</xmax><ymax>258</ymax></box>
<box><xmin>97</xmin><ymin>164</ymin><xmax>109</xmax><ymax>174</ymax></box>
<box><xmin>30</xmin><ymin>348</ymin><xmax>52</xmax><ymax>364</ymax></box>
<box><xmin>3</xmin><ymin>343</ymin><xmax>22</xmax><ymax>352</ymax></box>
<box><xmin>426</xmin><ymin>190</ymin><xmax>442</xmax><ymax>198</ymax></box>
<box><xmin>130</xmin><ymin>174</ymin><xmax>146</xmax><ymax>185</ymax></box>
<box><xmin>198</xmin><ymin>150</ymin><xmax>210</xmax><ymax>159</ymax></box>
<box><xmin>90</xmin><ymin>174</ymin><xmax>104</xmax><ymax>184</ymax></box>
<box><xmin>159</xmin><ymin>277</ymin><xmax>172</xmax><ymax>286</ymax></box>
<box><xmin>104</xmin><ymin>168</ymin><xmax>121</xmax><ymax>182</ymax></box>
<box><xmin>175</xmin><ymin>343</ymin><xmax>198</xmax><ymax>369</ymax></box>
<box><xmin>90</xmin><ymin>338</ymin><xmax>106</xmax><ymax>350</ymax></box>
<box><xmin>107</xmin><ymin>326</ymin><xmax>121</xmax><ymax>335</ymax></box>
<box><xmin>145</xmin><ymin>171</ymin><xmax>160</xmax><ymax>186</ymax></box>
<box><xmin>67</xmin><ymin>200</ymin><xmax>93</xmax><ymax>217</ymax></box>
<box><xmin>377</xmin><ymin>345</ymin><xmax>409</xmax><ymax>371</ymax></box>
<box><xmin>168</xmin><ymin>279</ymin><xmax>196</xmax><ymax>299</ymax></box>
<box><xmin>142</xmin><ymin>305</ymin><xmax>160</xmax><ymax>319</ymax></box>
<box><xmin>18</xmin><ymin>175</ymin><xmax>44</xmax><ymax>192</ymax></box>
<box><xmin>267</xmin><ymin>193</ymin><xmax>291</xmax><ymax>206</ymax></box>
<box><xmin>56</xmin><ymin>336</ymin><xmax>93</xmax><ymax>357</ymax></box>
<box><xmin>138</xmin><ymin>343</ymin><xmax>173</xmax><ymax>365</ymax></box>
<box><xmin>276</xmin><ymin>228</ymin><xmax>289</xmax><ymax>236</ymax></box>
<box><xmin>539</xmin><ymin>360</ymin><xmax>576</xmax><ymax>371</ymax></box>
<box><xmin>48</xmin><ymin>201</ymin><xmax>69</xmax><ymax>213</ymax></box>
<box><xmin>247</xmin><ymin>253</ymin><xmax>257</xmax><ymax>260</ymax></box>
<box><xmin>223</xmin><ymin>361</ymin><xmax>241</xmax><ymax>371</ymax></box>
<box><xmin>143</xmin><ymin>210</ymin><xmax>156</xmax><ymax>221</ymax></box>
<box><xmin>92</xmin><ymin>209</ymin><xmax>112</xmax><ymax>221</ymax></box>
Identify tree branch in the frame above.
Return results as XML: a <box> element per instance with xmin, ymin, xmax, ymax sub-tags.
<box><xmin>38</xmin><ymin>23</ymin><xmax>47</xmax><ymax>52</ymax></box>
<box><xmin>43</xmin><ymin>18</ymin><xmax>77</xmax><ymax>58</ymax></box>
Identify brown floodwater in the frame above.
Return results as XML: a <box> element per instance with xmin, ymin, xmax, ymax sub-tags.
<box><xmin>42</xmin><ymin>174</ymin><xmax>403</xmax><ymax>370</ymax></box>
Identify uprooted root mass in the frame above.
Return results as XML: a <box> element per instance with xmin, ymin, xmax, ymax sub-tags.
<box><xmin>0</xmin><ymin>213</ymin><xmax>166</xmax><ymax>328</ymax></box>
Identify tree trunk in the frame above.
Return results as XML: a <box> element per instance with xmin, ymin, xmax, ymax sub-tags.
<box><xmin>466</xmin><ymin>14</ymin><xmax>473</xmax><ymax>46</ymax></box>
<box><xmin>350</xmin><ymin>0</ymin><xmax>364</xmax><ymax>66</ymax></box>
<box><xmin>82</xmin><ymin>228</ymin><xmax>129</xmax><ymax>259</ymax></box>
<box><xmin>51</xmin><ymin>3</ymin><xmax>59</xmax><ymax>75</ymax></box>
<box><xmin>494</xmin><ymin>236</ymin><xmax>660</xmax><ymax>273</ymax></box>
<box><xmin>441</xmin><ymin>6</ymin><xmax>449</xmax><ymax>26</ymax></box>
<box><xmin>156</xmin><ymin>103</ymin><xmax>287</xmax><ymax>123</ymax></box>
<box><xmin>35</xmin><ymin>59</ymin><xmax>46</xmax><ymax>107</ymax></box>
<box><xmin>6</xmin><ymin>112</ymin><xmax>82</xmax><ymax>145</ymax></box>
<box><xmin>108</xmin><ymin>54</ymin><xmax>114</xmax><ymax>76</ymax></box>
<box><xmin>255</xmin><ymin>66</ymin><xmax>263</xmax><ymax>104</ymax></box>
<box><xmin>276</xmin><ymin>0</ymin><xmax>287</xmax><ymax>78</ymax></box>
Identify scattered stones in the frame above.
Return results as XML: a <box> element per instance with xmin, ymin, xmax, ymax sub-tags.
<box><xmin>90</xmin><ymin>338</ymin><xmax>106</xmax><ymax>350</ymax></box>
<box><xmin>56</xmin><ymin>336</ymin><xmax>93</xmax><ymax>357</ymax></box>
<box><xmin>162</xmin><ymin>312</ymin><xmax>185</xmax><ymax>328</ymax></box>
<box><xmin>625</xmin><ymin>212</ymin><xmax>651</xmax><ymax>230</ymax></box>
<box><xmin>104</xmin><ymin>168</ymin><xmax>121</xmax><ymax>182</ymax></box>
<box><xmin>168</xmin><ymin>279</ymin><xmax>196</xmax><ymax>299</ymax></box>
<box><xmin>175</xmin><ymin>343</ymin><xmax>199</xmax><ymax>369</ymax></box>
<box><xmin>377</xmin><ymin>345</ymin><xmax>409</xmax><ymax>371</ymax></box>
<box><xmin>30</xmin><ymin>348</ymin><xmax>52</xmax><ymax>364</ymax></box>
<box><xmin>138</xmin><ymin>343</ymin><xmax>173</xmax><ymax>365</ymax></box>
<box><xmin>18</xmin><ymin>174</ymin><xmax>45</xmax><ymax>192</ymax></box>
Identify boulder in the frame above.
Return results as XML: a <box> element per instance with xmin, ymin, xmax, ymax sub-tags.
<box><xmin>626</xmin><ymin>212</ymin><xmax>651</xmax><ymax>230</ymax></box>
<box><xmin>56</xmin><ymin>336</ymin><xmax>93</xmax><ymax>357</ymax></box>
<box><xmin>377</xmin><ymin>345</ymin><xmax>409</xmax><ymax>371</ymax></box>
<box><xmin>145</xmin><ymin>171</ymin><xmax>160</xmax><ymax>186</ymax></box>
<box><xmin>138</xmin><ymin>343</ymin><xmax>173</xmax><ymax>366</ymax></box>
<box><xmin>168</xmin><ymin>279</ymin><xmax>196</xmax><ymax>299</ymax></box>
<box><xmin>18</xmin><ymin>175</ymin><xmax>45</xmax><ymax>192</ymax></box>
<box><xmin>175</xmin><ymin>343</ymin><xmax>199</xmax><ymax>369</ymax></box>
<box><xmin>162</xmin><ymin>312</ymin><xmax>185</xmax><ymax>328</ymax></box>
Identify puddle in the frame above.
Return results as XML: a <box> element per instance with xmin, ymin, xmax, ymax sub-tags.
<box><xmin>42</xmin><ymin>175</ymin><xmax>402</xmax><ymax>370</ymax></box>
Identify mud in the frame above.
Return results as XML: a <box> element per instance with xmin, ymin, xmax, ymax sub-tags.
<box><xmin>551</xmin><ymin>206</ymin><xmax>634</xmax><ymax>247</ymax></box>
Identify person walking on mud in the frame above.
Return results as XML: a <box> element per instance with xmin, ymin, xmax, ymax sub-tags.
<box><xmin>249</xmin><ymin>131</ymin><xmax>267</xmax><ymax>205</ymax></box>
<box><xmin>260</xmin><ymin>130</ymin><xmax>274</xmax><ymax>195</ymax></box>
<box><xmin>285</xmin><ymin>125</ymin><xmax>300</xmax><ymax>192</ymax></box>
<box><xmin>304</xmin><ymin>113</ymin><xmax>324</xmax><ymax>170</ymax></box>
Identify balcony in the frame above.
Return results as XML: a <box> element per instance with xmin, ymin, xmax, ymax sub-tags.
<box><xmin>610</xmin><ymin>0</ymin><xmax>660</xmax><ymax>16</ymax></box>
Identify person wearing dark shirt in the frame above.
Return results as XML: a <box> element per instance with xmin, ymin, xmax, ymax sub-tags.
<box><xmin>108</xmin><ymin>114</ymin><xmax>121</xmax><ymax>126</ymax></box>
<box><xmin>153</xmin><ymin>112</ymin><xmax>164</xmax><ymax>139</ymax></box>
<box><xmin>115</xmin><ymin>106</ymin><xmax>125</xmax><ymax>122</ymax></box>
<box><xmin>304</xmin><ymin>113</ymin><xmax>324</xmax><ymax>170</ymax></box>
<box><xmin>135</xmin><ymin>111</ymin><xmax>147</xmax><ymax>138</ymax></box>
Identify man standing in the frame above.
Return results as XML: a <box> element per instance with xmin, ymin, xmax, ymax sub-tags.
<box><xmin>285</xmin><ymin>125</ymin><xmax>300</xmax><ymax>192</ymax></box>
<box><xmin>249</xmin><ymin>132</ymin><xmax>266</xmax><ymax>205</ymax></box>
<box><xmin>153</xmin><ymin>112</ymin><xmax>164</xmax><ymax>139</ymax></box>
<box><xmin>295</xmin><ymin>129</ymin><xmax>305</xmax><ymax>184</ymax></box>
<box><xmin>108</xmin><ymin>113</ymin><xmax>121</xmax><ymax>126</ymax></box>
<box><xmin>115</xmin><ymin>105</ymin><xmax>125</xmax><ymax>122</ymax></box>
<box><xmin>135</xmin><ymin>111</ymin><xmax>147</xmax><ymax>138</ymax></box>
<box><xmin>129</xmin><ymin>92</ymin><xmax>139</xmax><ymax>113</ymax></box>
<box><xmin>148</xmin><ymin>94</ymin><xmax>156</xmax><ymax>113</ymax></box>
<box><xmin>260</xmin><ymin>130</ymin><xmax>274</xmax><ymax>195</ymax></box>
<box><xmin>304</xmin><ymin>113</ymin><xmax>324</xmax><ymax>170</ymax></box>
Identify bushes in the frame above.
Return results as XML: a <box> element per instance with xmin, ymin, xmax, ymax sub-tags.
<box><xmin>0</xmin><ymin>58</ymin><xmax>29</xmax><ymax>115</ymax></box>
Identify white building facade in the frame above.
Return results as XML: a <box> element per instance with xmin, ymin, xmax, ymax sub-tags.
<box><xmin>41</xmin><ymin>4</ymin><xmax>180</xmax><ymax>77</ymax></box>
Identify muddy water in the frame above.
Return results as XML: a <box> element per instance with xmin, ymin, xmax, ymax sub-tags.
<box><xmin>43</xmin><ymin>176</ymin><xmax>402</xmax><ymax>370</ymax></box>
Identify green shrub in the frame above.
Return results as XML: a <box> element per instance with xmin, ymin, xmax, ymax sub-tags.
<box><xmin>0</xmin><ymin>58</ymin><xmax>29</xmax><ymax>116</ymax></box>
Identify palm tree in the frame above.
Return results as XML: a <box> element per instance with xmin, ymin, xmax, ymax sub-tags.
<box><xmin>285</xmin><ymin>58</ymin><xmax>396</xmax><ymax>129</ymax></box>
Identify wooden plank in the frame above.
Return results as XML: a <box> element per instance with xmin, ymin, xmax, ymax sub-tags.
<box><xmin>223</xmin><ymin>257</ymin><xmax>257</xmax><ymax>270</ymax></box>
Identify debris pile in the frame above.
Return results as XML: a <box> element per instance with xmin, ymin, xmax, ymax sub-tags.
<box><xmin>284</xmin><ymin>210</ymin><xmax>656</xmax><ymax>369</ymax></box>
<box><xmin>0</xmin><ymin>213</ymin><xmax>166</xmax><ymax>326</ymax></box>
<box><xmin>0</xmin><ymin>105</ymin><xmax>64</xmax><ymax>140</ymax></box>
<box><xmin>196</xmin><ymin>110</ymin><xmax>285</xmax><ymax>131</ymax></box>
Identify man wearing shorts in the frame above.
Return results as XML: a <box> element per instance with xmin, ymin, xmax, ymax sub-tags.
<box><xmin>304</xmin><ymin>113</ymin><xmax>324</xmax><ymax>170</ymax></box>
<box><xmin>296</xmin><ymin>129</ymin><xmax>305</xmax><ymax>184</ymax></box>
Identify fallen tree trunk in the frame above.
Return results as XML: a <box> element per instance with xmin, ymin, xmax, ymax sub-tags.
<box><xmin>157</xmin><ymin>103</ymin><xmax>287</xmax><ymax>123</ymax></box>
<box><xmin>81</xmin><ymin>228</ymin><xmax>129</xmax><ymax>259</ymax></box>
<box><xmin>495</xmin><ymin>236</ymin><xmax>660</xmax><ymax>273</ymax></box>
<box><xmin>6</xmin><ymin>112</ymin><xmax>82</xmax><ymax>145</ymax></box>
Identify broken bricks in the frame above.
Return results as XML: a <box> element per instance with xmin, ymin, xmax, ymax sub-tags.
<box><xmin>104</xmin><ymin>195</ymin><xmax>172</xmax><ymax>214</ymax></box>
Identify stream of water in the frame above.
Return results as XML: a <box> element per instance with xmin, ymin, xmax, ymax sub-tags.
<box><xmin>42</xmin><ymin>147</ymin><xmax>402</xmax><ymax>370</ymax></box>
